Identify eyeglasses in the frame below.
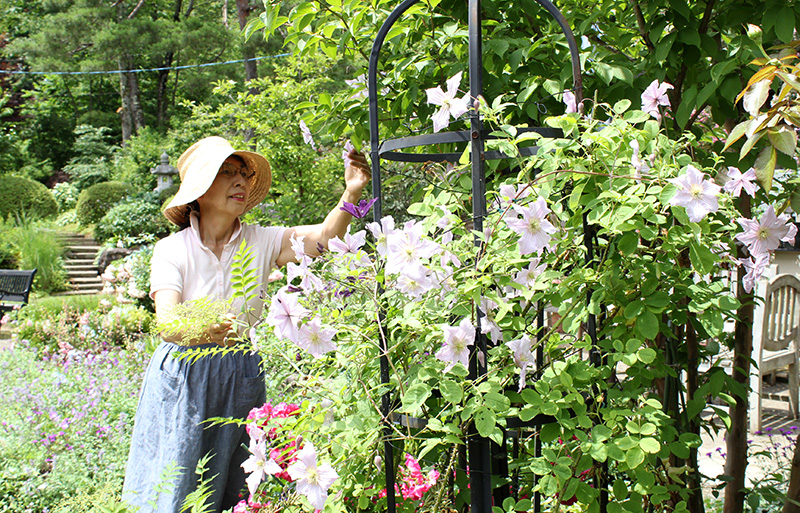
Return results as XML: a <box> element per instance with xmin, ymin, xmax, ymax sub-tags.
<box><xmin>219</xmin><ymin>161</ymin><xmax>254</xmax><ymax>180</ymax></box>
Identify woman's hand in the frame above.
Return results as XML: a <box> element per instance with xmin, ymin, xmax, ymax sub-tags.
<box><xmin>344</xmin><ymin>149</ymin><xmax>371</xmax><ymax>195</ymax></box>
<box><xmin>208</xmin><ymin>319</ymin><xmax>234</xmax><ymax>347</ymax></box>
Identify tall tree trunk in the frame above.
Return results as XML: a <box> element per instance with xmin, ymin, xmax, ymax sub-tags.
<box><xmin>156</xmin><ymin>52</ymin><xmax>174</xmax><ymax>128</ymax></box>
<box><xmin>235</xmin><ymin>0</ymin><xmax>258</xmax><ymax>143</ymax></box>
<box><xmin>118</xmin><ymin>57</ymin><xmax>145</xmax><ymax>142</ymax></box>
<box><xmin>118</xmin><ymin>59</ymin><xmax>134</xmax><ymax>142</ymax></box>
<box><xmin>235</xmin><ymin>0</ymin><xmax>258</xmax><ymax>85</ymax></box>
<box><xmin>724</xmin><ymin>194</ymin><xmax>753</xmax><ymax>513</ymax></box>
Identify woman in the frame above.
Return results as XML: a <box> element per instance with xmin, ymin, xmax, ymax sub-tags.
<box><xmin>122</xmin><ymin>136</ymin><xmax>370</xmax><ymax>512</ymax></box>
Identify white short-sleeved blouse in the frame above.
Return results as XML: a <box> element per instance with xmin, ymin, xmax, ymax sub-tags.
<box><xmin>149</xmin><ymin>212</ymin><xmax>285</xmax><ymax>321</ymax></box>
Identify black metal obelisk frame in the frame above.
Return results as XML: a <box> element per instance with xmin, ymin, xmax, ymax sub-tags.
<box><xmin>367</xmin><ymin>1</ymin><xmax>583</xmax><ymax>511</ymax></box>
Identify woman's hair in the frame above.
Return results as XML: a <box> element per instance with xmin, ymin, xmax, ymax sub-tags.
<box><xmin>177</xmin><ymin>200</ymin><xmax>200</xmax><ymax>230</ymax></box>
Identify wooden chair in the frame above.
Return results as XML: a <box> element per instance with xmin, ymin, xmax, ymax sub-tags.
<box><xmin>749</xmin><ymin>273</ymin><xmax>800</xmax><ymax>433</ymax></box>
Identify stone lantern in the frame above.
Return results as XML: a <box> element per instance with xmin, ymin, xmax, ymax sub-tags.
<box><xmin>151</xmin><ymin>151</ymin><xmax>178</xmax><ymax>194</ymax></box>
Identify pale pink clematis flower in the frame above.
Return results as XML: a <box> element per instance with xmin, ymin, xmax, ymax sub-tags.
<box><xmin>668</xmin><ymin>165</ymin><xmax>721</xmax><ymax>223</ymax></box>
<box><xmin>241</xmin><ymin>437</ymin><xmax>282</xmax><ymax>495</ymax></box>
<box><xmin>641</xmin><ymin>80</ymin><xmax>673</xmax><ymax>120</ymax></box>
<box><xmin>290</xmin><ymin>233</ymin><xmax>313</xmax><ymax>266</ymax></box>
<box><xmin>736</xmin><ymin>206</ymin><xmax>798</xmax><ymax>257</ymax></box>
<box><xmin>563</xmin><ymin>91</ymin><xmax>577</xmax><ymax>113</ymax></box>
<box><xmin>506</xmin><ymin>334</ymin><xmax>535</xmax><ymax>392</ymax></box>
<box><xmin>505</xmin><ymin>197</ymin><xmax>557</xmax><ymax>255</ymax></box>
<box><xmin>329</xmin><ymin>230</ymin><xmax>372</xmax><ymax>268</ymax></box>
<box><xmin>367</xmin><ymin>215</ymin><xmax>396</xmax><ymax>258</ymax></box>
<box><xmin>342</xmin><ymin>140</ymin><xmax>355</xmax><ymax>168</ymax></box>
<box><xmin>287</xmin><ymin>443</ymin><xmax>339</xmax><ymax>511</ymax></box>
<box><xmin>426</xmin><ymin>71</ymin><xmax>469</xmax><ymax>132</ymax></box>
<box><xmin>479</xmin><ymin>298</ymin><xmax>503</xmax><ymax>343</ymax></box>
<box><xmin>630</xmin><ymin>140</ymin><xmax>649</xmax><ymax>178</ymax></box>
<box><xmin>739</xmin><ymin>253</ymin><xmax>771</xmax><ymax>293</ymax></box>
<box><xmin>265</xmin><ymin>287</ymin><xmax>310</xmax><ymax>341</ymax></box>
<box><xmin>722</xmin><ymin>167</ymin><xmax>758</xmax><ymax>198</ymax></box>
<box><xmin>385</xmin><ymin>221</ymin><xmax>439</xmax><ymax>275</ymax></box>
<box><xmin>435</xmin><ymin>317</ymin><xmax>475</xmax><ymax>372</ymax></box>
<box><xmin>396</xmin><ymin>266</ymin><xmax>435</xmax><ymax>300</ymax></box>
<box><xmin>436</xmin><ymin>205</ymin><xmax>456</xmax><ymax>244</ymax></box>
<box><xmin>494</xmin><ymin>183</ymin><xmax>532</xmax><ymax>217</ymax></box>
<box><xmin>299</xmin><ymin>120</ymin><xmax>316</xmax><ymax>150</ymax></box>
<box><xmin>513</xmin><ymin>258</ymin><xmax>547</xmax><ymax>293</ymax></box>
<box><xmin>287</xmin><ymin>259</ymin><xmax>325</xmax><ymax>293</ymax></box>
<box><xmin>294</xmin><ymin>317</ymin><xmax>337</xmax><ymax>358</ymax></box>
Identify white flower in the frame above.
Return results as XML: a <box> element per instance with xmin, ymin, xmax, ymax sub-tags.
<box><xmin>505</xmin><ymin>197</ymin><xmax>557</xmax><ymax>255</ymax></box>
<box><xmin>563</xmin><ymin>91</ymin><xmax>577</xmax><ymax>113</ymax></box>
<box><xmin>426</xmin><ymin>71</ymin><xmax>469</xmax><ymax>132</ymax></box>
<box><xmin>294</xmin><ymin>317</ymin><xmax>337</xmax><ymax>358</ymax></box>
<box><xmin>506</xmin><ymin>335</ymin><xmax>535</xmax><ymax>392</ymax></box>
<box><xmin>241</xmin><ymin>437</ymin><xmax>282</xmax><ymax>495</ymax></box>
<box><xmin>435</xmin><ymin>317</ymin><xmax>475</xmax><ymax>372</ymax></box>
<box><xmin>668</xmin><ymin>165</ymin><xmax>721</xmax><ymax>223</ymax></box>
<box><xmin>722</xmin><ymin>167</ymin><xmax>758</xmax><ymax>198</ymax></box>
<box><xmin>641</xmin><ymin>80</ymin><xmax>673</xmax><ymax>120</ymax></box>
<box><xmin>287</xmin><ymin>443</ymin><xmax>339</xmax><ymax>511</ymax></box>
<box><xmin>736</xmin><ymin>206</ymin><xmax>798</xmax><ymax>257</ymax></box>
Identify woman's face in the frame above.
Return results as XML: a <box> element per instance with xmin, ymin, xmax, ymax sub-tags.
<box><xmin>196</xmin><ymin>156</ymin><xmax>253</xmax><ymax>219</ymax></box>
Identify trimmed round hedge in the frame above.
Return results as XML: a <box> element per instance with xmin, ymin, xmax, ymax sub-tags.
<box><xmin>75</xmin><ymin>181</ymin><xmax>133</xmax><ymax>226</ymax></box>
<box><xmin>0</xmin><ymin>175</ymin><xmax>58</xmax><ymax>220</ymax></box>
<box><xmin>94</xmin><ymin>199</ymin><xmax>172</xmax><ymax>243</ymax></box>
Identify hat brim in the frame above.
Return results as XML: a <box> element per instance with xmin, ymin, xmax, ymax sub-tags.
<box><xmin>164</xmin><ymin>137</ymin><xmax>272</xmax><ymax>227</ymax></box>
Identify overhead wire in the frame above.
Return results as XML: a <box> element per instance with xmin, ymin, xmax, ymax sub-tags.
<box><xmin>0</xmin><ymin>53</ymin><xmax>291</xmax><ymax>75</ymax></box>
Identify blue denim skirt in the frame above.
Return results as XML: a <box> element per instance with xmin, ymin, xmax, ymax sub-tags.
<box><xmin>122</xmin><ymin>341</ymin><xmax>266</xmax><ymax>513</ymax></box>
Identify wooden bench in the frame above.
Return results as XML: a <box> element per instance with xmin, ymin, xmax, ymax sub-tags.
<box><xmin>0</xmin><ymin>269</ymin><xmax>37</xmax><ymax>314</ymax></box>
<box><xmin>749</xmin><ymin>273</ymin><xmax>800</xmax><ymax>432</ymax></box>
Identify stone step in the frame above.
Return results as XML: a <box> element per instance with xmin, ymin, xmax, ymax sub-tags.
<box><xmin>71</xmin><ymin>275</ymin><xmax>103</xmax><ymax>283</ymax></box>
<box><xmin>65</xmin><ymin>245</ymin><xmax>101</xmax><ymax>253</ymax></box>
<box><xmin>64</xmin><ymin>264</ymin><xmax>98</xmax><ymax>271</ymax></box>
<box><xmin>67</xmin><ymin>267</ymin><xmax>100</xmax><ymax>278</ymax></box>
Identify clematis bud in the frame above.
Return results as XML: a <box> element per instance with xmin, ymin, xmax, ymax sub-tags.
<box><xmin>295</xmin><ymin>435</ymin><xmax>303</xmax><ymax>448</ymax></box>
<box><xmin>374</xmin><ymin>454</ymin><xmax>382</xmax><ymax>471</ymax></box>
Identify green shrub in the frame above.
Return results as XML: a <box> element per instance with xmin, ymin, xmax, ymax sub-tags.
<box><xmin>75</xmin><ymin>181</ymin><xmax>133</xmax><ymax>226</ymax></box>
<box><xmin>93</xmin><ymin>199</ymin><xmax>171</xmax><ymax>244</ymax></box>
<box><xmin>0</xmin><ymin>175</ymin><xmax>58</xmax><ymax>220</ymax></box>
<box><xmin>52</xmin><ymin>182</ymin><xmax>80</xmax><ymax>212</ymax></box>
<box><xmin>0</xmin><ymin>217</ymin><xmax>67</xmax><ymax>294</ymax></box>
<box><xmin>11</xmin><ymin>296</ymin><xmax>153</xmax><ymax>354</ymax></box>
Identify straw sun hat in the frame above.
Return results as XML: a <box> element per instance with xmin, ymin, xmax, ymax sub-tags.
<box><xmin>163</xmin><ymin>136</ymin><xmax>272</xmax><ymax>227</ymax></box>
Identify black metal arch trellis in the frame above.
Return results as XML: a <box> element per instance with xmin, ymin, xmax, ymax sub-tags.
<box><xmin>367</xmin><ymin>1</ymin><xmax>587</xmax><ymax>511</ymax></box>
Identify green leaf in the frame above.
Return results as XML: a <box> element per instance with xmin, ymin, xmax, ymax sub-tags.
<box><xmin>637</xmin><ymin>347</ymin><xmax>657</xmax><ymax>364</ymax></box>
<box><xmin>655</xmin><ymin>33</ymin><xmax>677</xmax><ymax>63</ymax></box>
<box><xmin>635</xmin><ymin>311</ymin><xmax>660</xmax><ymax>340</ymax></box>
<box><xmin>625</xmin><ymin>446</ymin><xmax>645</xmax><ymax>468</ymax></box>
<box><xmin>592</xmin><ymin>424</ymin><xmax>613</xmax><ymax>442</ymax></box>
<box><xmin>485</xmin><ymin>391</ymin><xmax>510</xmax><ymax>411</ymax></box>
<box><xmin>722</xmin><ymin>120</ymin><xmax>749</xmax><ymax>151</ymax></box>
<box><xmin>440</xmin><ymin>379</ymin><xmax>463</xmax><ymax>403</ymax></box>
<box><xmin>768</xmin><ymin>126</ymin><xmax>797</xmax><ymax>156</ymax></box>
<box><xmin>618</xmin><ymin>233</ymin><xmax>639</xmax><ymax>255</ymax></box>
<box><xmin>401</xmin><ymin>383</ymin><xmax>431</xmax><ymax>413</ymax></box>
<box><xmin>689</xmin><ymin>240</ymin><xmax>716</xmax><ymax>274</ymax></box>
<box><xmin>639</xmin><ymin>437</ymin><xmax>661</xmax><ymax>454</ymax></box>
<box><xmin>775</xmin><ymin>5</ymin><xmax>796</xmax><ymax>43</ymax></box>
<box><xmin>613</xmin><ymin>99</ymin><xmax>632</xmax><ymax>114</ymax></box>
<box><xmin>753</xmin><ymin>145</ymin><xmax>777</xmax><ymax>191</ymax></box>
<box><xmin>474</xmin><ymin>406</ymin><xmax>496</xmax><ymax>437</ymax></box>
<box><xmin>540</xmin><ymin>422</ymin><xmax>561</xmax><ymax>443</ymax></box>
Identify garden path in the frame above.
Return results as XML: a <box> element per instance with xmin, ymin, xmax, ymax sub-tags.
<box><xmin>56</xmin><ymin>232</ymin><xmax>103</xmax><ymax>295</ymax></box>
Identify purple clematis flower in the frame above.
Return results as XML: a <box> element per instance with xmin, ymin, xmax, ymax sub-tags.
<box><xmin>340</xmin><ymin>198</ymin><xmax>378</xmax><ymax>219</ymax></box>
